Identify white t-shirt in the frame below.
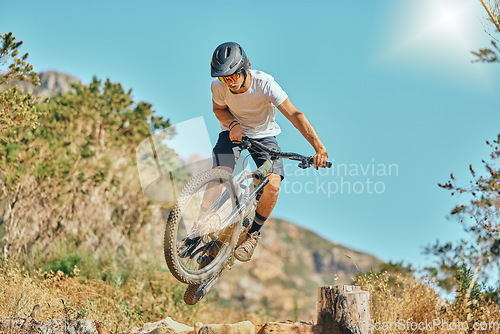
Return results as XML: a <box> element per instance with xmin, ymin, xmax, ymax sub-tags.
<box><xmin>211</xmin><ymin>69</ymin><xmax>288</xmax><ymax>139</ymax></box>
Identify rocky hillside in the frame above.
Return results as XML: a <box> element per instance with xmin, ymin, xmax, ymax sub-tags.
<box><xmin>2</xmin><ymin>70</ymin><xmax>382</xmax><ymax>322</ymax></box>
<box><xmin>214</xmin><ymin>217</ymin><xmax>381</xmax><ymax>321</ymax></box>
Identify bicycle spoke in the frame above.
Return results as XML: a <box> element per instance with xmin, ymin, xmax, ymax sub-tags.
<box><xmin>174</xmin><ymin>177</ymin><xmax>239</xmax><ymax>274</ymax></box>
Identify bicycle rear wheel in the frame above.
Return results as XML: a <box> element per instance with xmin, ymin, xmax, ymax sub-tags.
<box><xmin>164</xmin><ymin>169</ymin><xmax>243</xmax><ymax>285</ymax></box>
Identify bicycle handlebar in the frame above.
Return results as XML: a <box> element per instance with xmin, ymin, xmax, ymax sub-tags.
<box><xmin>237</xmin><ymin>137</ymin><xmax>332</xmax><ymax>169</ymax></box>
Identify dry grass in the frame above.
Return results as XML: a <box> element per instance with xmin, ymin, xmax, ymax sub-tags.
<box><xmin>0</xmin><ymin>260</ymin><xmax>270</xmax><ymax>333</ymax></box>
<box><xmin>4</xmin><ymin>255</ymin><xmax>498</xmax><ymax>334</ymax></box>
<box><xmin>356</xmin><ymin>271</ymin><xmax>500</xmax><ymax>334</ymax></box>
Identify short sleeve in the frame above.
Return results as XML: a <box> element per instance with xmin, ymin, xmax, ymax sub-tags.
<box><xmin>211</xmin><ymin>80</ymin><xmax>226</xmax><ymax>106</ymax></box>
<box><xmin>265</xmin><ymin>78</ymin><xmax>288</xmax><ymax>107</ymax></box>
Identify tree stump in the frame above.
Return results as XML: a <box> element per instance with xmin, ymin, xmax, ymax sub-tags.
<box><xmin>317</xmin><ymin>285</ymin><xmax>372</xmax><ymax>334</ymax></box>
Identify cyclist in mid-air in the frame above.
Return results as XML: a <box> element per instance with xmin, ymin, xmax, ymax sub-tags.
<box><xmin>210</xmin><ymin>42</ymin><xmax>329</xmax><ymax>262</ymax></box>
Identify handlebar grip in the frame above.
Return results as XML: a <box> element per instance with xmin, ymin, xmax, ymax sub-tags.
<box><xmin>307</xmin><ymin>157</ymin><xmax>332</xmax><ymax>168</ymax></box>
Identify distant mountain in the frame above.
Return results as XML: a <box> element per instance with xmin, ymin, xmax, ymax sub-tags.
<box><xmin>14</xmin><ymin>70</ymin><xmax>80</xmax><ymax>97</ymax></box>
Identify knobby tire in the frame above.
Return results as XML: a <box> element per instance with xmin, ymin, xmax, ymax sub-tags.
<box><xmin>164</xmin><ymin>169</ymin><xmax>243</xmax><ymax>285</ymax></box>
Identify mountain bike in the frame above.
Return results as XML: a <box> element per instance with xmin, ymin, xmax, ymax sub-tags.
<box><xmin>163</xmin><ymin>136</ymin><xmax>332</xmax><ymax>305</ymax></box>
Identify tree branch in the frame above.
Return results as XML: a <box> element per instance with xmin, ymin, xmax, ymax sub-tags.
<box><xmin>479</xmin><ymin>0</ymin><xmax>500</xmax><ymax>34</ymax></box>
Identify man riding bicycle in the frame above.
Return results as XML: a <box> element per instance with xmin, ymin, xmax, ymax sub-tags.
<box><xmin>210</xmin><ymin>42</ymin><xmax>329</xmax><ymax>262</ymax></box>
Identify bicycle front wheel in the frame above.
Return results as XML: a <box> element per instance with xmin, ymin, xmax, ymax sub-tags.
<box><xmin>164</xmin><ymin>168</ymin><xmax>243</xmax><ymax>285</ymax></box>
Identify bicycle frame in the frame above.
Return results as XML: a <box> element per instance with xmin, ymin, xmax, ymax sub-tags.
<box><xmin>209</xmin><ymin>159</ymin><xmax>272</xmax><ymax>239</ymax></box>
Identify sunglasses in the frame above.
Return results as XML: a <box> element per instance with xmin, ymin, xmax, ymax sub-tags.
<box><xmin>218</xmin><ymin>72</ymin><xmax>241</xmax><ymax>83</ymax></box>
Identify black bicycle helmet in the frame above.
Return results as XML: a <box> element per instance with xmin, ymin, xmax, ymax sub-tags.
<box><xmin>211</xmin><ymin>42</ymin><xmax>248</xmax><ymax>77</ymax></box>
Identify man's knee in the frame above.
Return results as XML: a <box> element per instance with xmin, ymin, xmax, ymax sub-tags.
<box><xmin>265</xmin><ymin>173</ymin><xmax>281</xmax><ymax>195</ymax></box>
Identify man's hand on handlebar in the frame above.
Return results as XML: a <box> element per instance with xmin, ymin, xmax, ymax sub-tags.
<box><xmin>313</xmin><ymin>149</ymin><xmax>329</xmax><ymax>170</ymax></box>
<box><xmin>229</xmin><ymin>124</ymin><xmax>246</xmax><ymax>143</ymax></box>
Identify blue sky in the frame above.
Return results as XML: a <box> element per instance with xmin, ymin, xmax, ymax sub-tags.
<box><xmin>2</xmin><ymin>0</ymin><xmax>499</xmax><ymax>271</ymax></box>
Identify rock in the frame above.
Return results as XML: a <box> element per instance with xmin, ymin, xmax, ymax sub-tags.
<box><xmin>41</xmin><ymin>319</ymin><xmax>100</xmax><ymax>334</ymax></box>
<box><xmin>194</xmin><ymin>322</ymin><xmax>204</xmax><ymax>332</ymax></box>
<box><xmin>96</xmin><ymin>321</ymin><xmax>113</xmax><ymax>334</ymax></box>
<box><xmin>198</xmin><ymin>320</ymin><xmax>255</xmax><ymax>334</ymax></box>
<box><xmin>257</xmin><ymin>321</ymin><xmax>317</xmax><ymax>334</ymax></box>
<box><xmin>145</xmin><ymin>324</ymin><xmax>176</xmax><ymax>334</ymax></box>
<box><xmin>0</xmin><ymin>316</ymin><xmax>107</xmax><ymax>334</ymax></box>
<box><xmin>124</xmin><ymin>317</ymin><xmax>193</xmax><ymax>334</ymax></box>
<box><xmin>164</xmin><ymin>317</ymin><xmax>194</xmax><ymax>333</ymax></box>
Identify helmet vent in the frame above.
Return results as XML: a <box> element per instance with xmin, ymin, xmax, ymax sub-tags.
<box><xmin>225</xmin><ymin>47</ymin><xmax>231</xmax><ymax>58</ymax></box>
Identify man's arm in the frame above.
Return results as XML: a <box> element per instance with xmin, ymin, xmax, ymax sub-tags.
<box><xmin>277</xmin><ymin>98</ymin><xmax>329</xmax><ymax>169</ymax></box>
<box><xmin>213</xmin><ymin>100</ymin><xmax>246</xmax><ymax>142</ymax></box>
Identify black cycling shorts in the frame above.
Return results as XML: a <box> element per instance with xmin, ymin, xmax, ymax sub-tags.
<box><xmin>212</xmin><ymin>131</ymin><xmax>285</xmax><ymax>180</ymax></box>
